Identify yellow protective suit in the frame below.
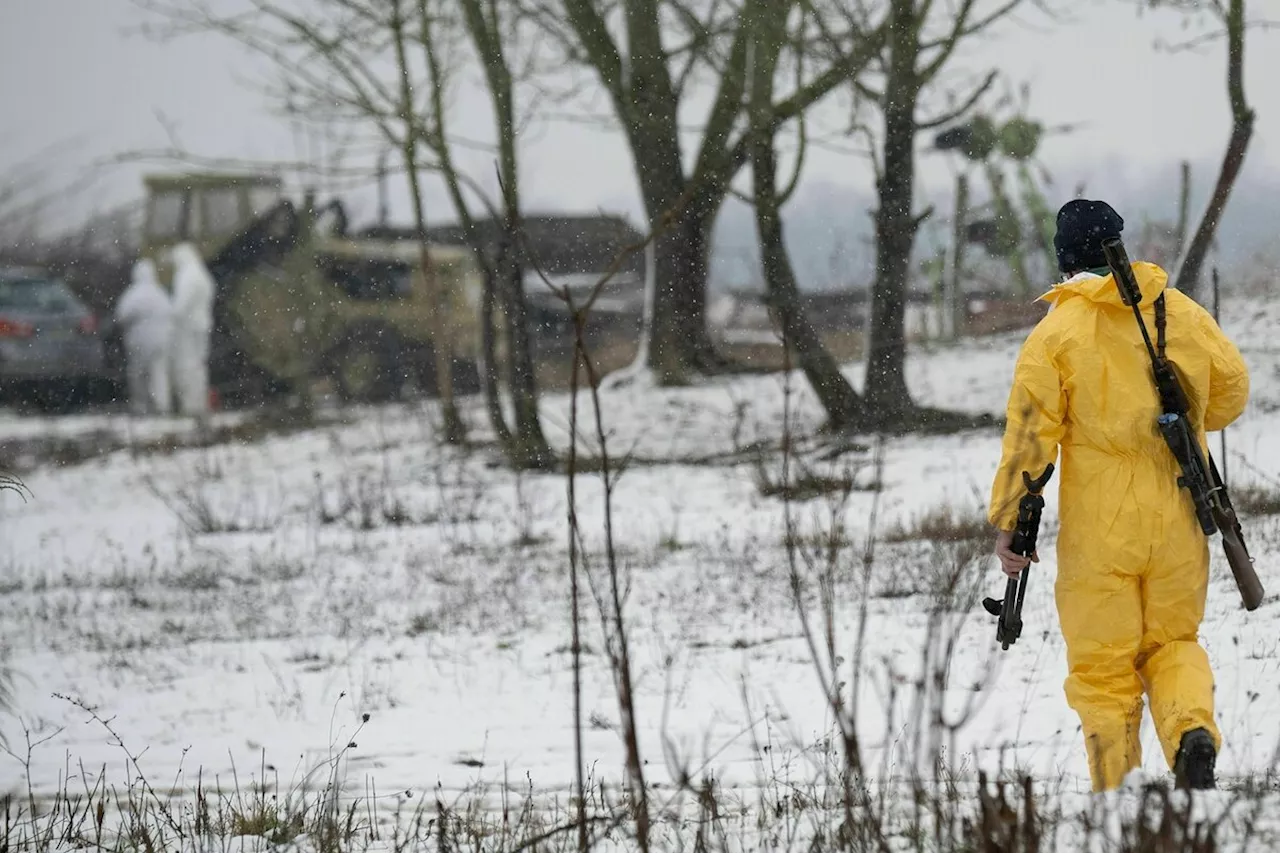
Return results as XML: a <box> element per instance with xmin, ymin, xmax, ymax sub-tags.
<box><xmin>988</xmin><ymin>262</ymin><xmax>1249</xmax><ymax>792</ymax></box>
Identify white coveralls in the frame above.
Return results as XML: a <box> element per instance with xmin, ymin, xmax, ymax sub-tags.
<box><xmin>114</xmin><ymin>259</ymin><xmax>174</xmax><ymax>415</ymax></box>
<box><xmin>168</xmin><ymin>242</ymin><xmax>216</xmax><ymax>416</ymax></box>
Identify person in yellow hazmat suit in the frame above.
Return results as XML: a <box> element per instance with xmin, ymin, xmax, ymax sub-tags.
<box><xmin>987</xmin><ymin>199</ymin><xmax>1249</xmax><ymax>792</ymax></box>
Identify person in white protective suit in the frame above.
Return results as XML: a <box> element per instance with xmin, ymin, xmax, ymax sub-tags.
<box><xmin>168</xmin><ymin>242</ymin><xmax>216</xmax><ymax>417</ymax></box>
<box><xmin>114</xmin><ymin>259</ymin><xmax>173</xmax><ymax>415</ymax></box>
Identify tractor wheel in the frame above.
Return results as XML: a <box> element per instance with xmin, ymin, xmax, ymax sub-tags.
<box><xmin>403</xmin><ymin>341</ymin><xmax>482</xmax><ymax>400</ymax></box>
<box><xmin>322</xmin><ymin>323</ymin><xmax>406</xmax><ymax>404</ymax></box>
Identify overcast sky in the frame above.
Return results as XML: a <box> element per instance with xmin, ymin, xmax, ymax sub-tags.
<box><xmin>3</xmin><ymin>0</ymin><xmax>1278</xmax><ymax>237</ymax></box>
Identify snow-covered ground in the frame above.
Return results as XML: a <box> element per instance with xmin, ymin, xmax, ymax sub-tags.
<box><xmin>3</xmin><ymin>299</ymin><xmax>1280</xmax><ymax>847</ymax></box>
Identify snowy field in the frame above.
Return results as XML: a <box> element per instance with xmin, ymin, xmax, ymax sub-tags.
<box><xmin>4</xmin><ymin>299</ymin><xmax>1280</xmax><ymax>849</ymax></box>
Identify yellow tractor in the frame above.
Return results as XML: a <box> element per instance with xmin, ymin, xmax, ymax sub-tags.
<box><xmin>139</xmin><ymin>172</ymin><xmax>482</xmax><ymax>407</ymax></box>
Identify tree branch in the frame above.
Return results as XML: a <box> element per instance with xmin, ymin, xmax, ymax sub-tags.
<box><xmin>688</xmin><ymin>0</ymin><xmax>759</xmax><ymax>191</ymax></box>
<box><xmin>916</xmin><ymin>69</ymin><xmax>998</xmax><ymax>130</ymax></box>
<box><xmin>668</xmin><ymin>0</ymin><xmax>739</xmax><ymax>98</ymax></box>
<box><xmin>714</xmin><ymin>14</ymin><xmax>888</xmax><ymax>192</ymax></box>
<box><xmin>1172</xmin><ymin>0</ymin><xmax>1254</xmax><ymax>297</ymax></box>
<box><xmin>559</xmin><ymin>0</ymin><xmax>628</xmax><ymax>104</ymax></box>
<box><xmin>919</xmin><ymin>0</ymin><xmax>993</xmax><ymax>82</ymax></box>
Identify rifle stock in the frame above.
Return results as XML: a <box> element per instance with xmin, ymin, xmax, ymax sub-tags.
<box><xmin>1209</xmin><ymin>456</ymin><xmax>1265</xmax><ymax>611</ymax></box>
<box><xmin>1222</xmin><ymin>525</ymin><xmax>1264</xmax><ymax>611</ymax></box>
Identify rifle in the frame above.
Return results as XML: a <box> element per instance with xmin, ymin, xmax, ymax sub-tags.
<box><xmin>983</xmin><ymin>463</ymin><xmax>1055</xmax><ymax>650</ymax></box>
<box><xmin>1102</xmin><ymin>237</ymin><xmax>1264</xmax><ymax>611</ymax></box>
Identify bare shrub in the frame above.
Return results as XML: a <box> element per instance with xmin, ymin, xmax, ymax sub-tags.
<box><xmin>314</xmin><ymin>468</ymin><xmax>437</xmax><ymax>531</ymax></box>
<box><xmin>407</xmin><ymin>610</ymin><xmax>440</xmax><ymax>637</ymax></box>
<box><xmin>754</xmin><ymin>449</ymin><xmax>876</xmax><ymax>503</ymax></box>
<box><xmin>873</xmin><ymin>541</ymin><xmax>986</xmax><ymax>602</ymax></box>
<box><xmin>164</xmin><ymin>561</ymin><xmax>222</xmax><ymax>592</ymax></box>
<box><xmin>248</xmin><ymin>547</ymin><xmax>308</xmax><ymax>583</ymax></box>
<box><xmin>1231</xmin><ymin>481</ymin><xmax>1280</xmax><ymax>518</ymax></box>
<box><xmin>146</xmin><ymin>476</ymin><xmax>284</xmax><ymax>536</ymax></box>
<box><xmin>424</xmin><ymin>451</ymin><xmax>488</xmax><ymax>550</ymax></box>
<box><xmin>883</xmin><ymin>500</ymin><xmax>992</xmax><ymax>545</ymax></box>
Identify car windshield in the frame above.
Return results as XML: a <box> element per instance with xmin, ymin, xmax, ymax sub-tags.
<box><xmin>0</xmin><ymin>277</ymin><xmax>81</xmax><ymax>313</ymax></box>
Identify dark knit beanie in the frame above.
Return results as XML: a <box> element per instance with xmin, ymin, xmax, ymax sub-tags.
<box><xmin>1054</xmin><ymin>199</ymin><xmax>1124</xmax><ymax>273</ymax></box>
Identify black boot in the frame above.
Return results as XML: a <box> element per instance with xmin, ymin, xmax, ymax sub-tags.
<box><xmin>1173</xmin><ymin>727</ymin><xmax>1216</xmax><ymax>790</ymax></box>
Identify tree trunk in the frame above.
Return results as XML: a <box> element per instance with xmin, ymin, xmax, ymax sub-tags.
<box><xmin>620</xmin><ymin>88</ymin><xmax>722</xmax><ymax>384</ymax></box>
<box><xmin>557</xmin><ymin>0</ymin><xmax>884</xmax><ymax>386</ymax></box>
<box><xmin>500</xmin><ymin>227</ymin><xmax>553</xmax><ymax>468</ymax></box>
<box><xmin>749</xmin><ymin>3</ymin><xmax>862</xmax><ymax>432</ymax></box>
<box><xmin>404</xmin><ymin>171</ymin><xmax>465</xmax><ymax>442</ymax></box>
<box><xmin>754</xmin><ymin>181</ymin><xmax>861</xmax><ymax>433</ymax></box>
<box><xmin>456</xmin><ymin>0</ymin><xmax>551</xmax><ymax>467</ymax></box>
<box><xmin>457</xmin><ymin>0</ymin><xmax>511</xmax><ymax>450</ymax></box>
<box><xmin>646</xmin><ymin>201</ymin><xmax>718</xmax><ymax>384</ymax></box>
<box><xmin>943</xmin><ymin>172</ymin><xmax>969</xmax><ymax>340</ymax></box>
<box><xmin>392</xmin><ymin>0</ymin><xmax>464</xmax><ymax>443</ymax></box>
<box><xmin>479</xmin><ymin>260</ymin><xmax>513</xmax><ymax>447</ymax></box>
<box><xmin>1172</xmin><ymin>0</ymin><xmax>1254</xmax><ymax>302</ymax></box>
<box><xmin>611</xmin><ymin>0</ymin><xmax>729</xmax><ymax>384</ymax></box>
<box><xmin>863</xmin><ymin>0</ymin><xmax>921</xmax><ymax>426</ymax></box>
<box><xmin>489</xmin><ymin>45</ymin><xmax>551</xmax><ymax>467</ymax></box>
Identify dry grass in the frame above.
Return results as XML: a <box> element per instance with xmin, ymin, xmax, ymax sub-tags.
<box><xmin>146</xmin><ymin>477</ymin><xmax>285</xmax><ymax>536</ymax></box>
<box><xmin>314</xmin><ymin>469</ymin><xmax>435</xmax><ymax>530</ymax></box>
<box><xmin>1231</xmin><ymin>481</ymin><xmax>1280</xmax><ymax>518</ymax></box>
<box><xmin>757</xmin><ymin>467</ymin><xmax>866</xmax><ymax>503</ymax></box>
<box><xmin>3</xmin><ymin>730</ymin><xmax>1271</xmax><ymax>852</ymax></box>
<box><xmin>882</xmin><ymin>501</ymin><xmax>992</xmax><ymax>545</ymax></box>
<box><xmin>754</xmin><ymin>442</ymin><xmax>876</xmax><ymax>503</ymax></box>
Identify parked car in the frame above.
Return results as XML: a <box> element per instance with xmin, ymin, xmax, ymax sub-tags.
<box><xmin>0</xmin><ymin>267</ymin><xmax>114</xmax><ymax>410</ymax></box>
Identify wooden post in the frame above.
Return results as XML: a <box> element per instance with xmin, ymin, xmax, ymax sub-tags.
<box><xmin>376</xmin><ymin>149</ymin><xmax>390</xmax><ymax>228</ymax></box>
<box><xmin>944</xmin><ymin>173</ymin><xmax>969</xmax><ymax>340</ymax></box>
<box><xmin>1174</xmin><ymin>161</ymin><xmax>1192</xmax><ymax>262</ymax></box>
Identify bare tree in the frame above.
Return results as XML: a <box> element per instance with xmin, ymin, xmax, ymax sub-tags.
<box><xmin>422</xmin><ymin>0</ymin><xmax>554</xmax><ymax>467</ymax></box>
<box><xmin>389</xmin><ymin>0</ymin><xmax>467</xmax><ymax>443</ymax></box>
<box><xmin>843</xmin><ymin>0</ymin><xmax>1043</xmax><ymax>427</ymax></box>
<box><xmin>0</xmin><ymin>153</ymin><xmax>139</xmax><ymax>315</ymax></box>
<box><xmin>1144</xmin><ymin>0</ymin><xmax>1258</xmax><ymax>302</ymax></box>
<box><xmin>529</xmin><ymin>210</ymin><xmax>679</xmax><ymax>853</ymax></box>
<box><xmin>140</xmin><ymin>0</ymin><xmax>565</xmax><ymax>460</ymax></box>
<box><xmin>0</xmin><ymin>141</ymin><xmax>100</xmax><ymax>245</ymax></box>
<box><xmin>529</xmin><ymin>0</ymin><xmax>887</xmax><ymax>384</ymax></box>
<box><xmin>747</xmin><ymin>1</ymin><xmax>865</xmax><ymax>431</ymax></box>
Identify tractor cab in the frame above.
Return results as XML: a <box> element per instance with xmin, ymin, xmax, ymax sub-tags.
<box><xmin>141</xmin><ymin>172</ymin><xmax>286</xmax><ymax>266</ymax></box>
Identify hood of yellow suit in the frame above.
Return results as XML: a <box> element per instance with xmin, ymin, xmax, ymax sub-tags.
<box><xmin>1038</xmin><ymin>261</ymin><xmax>1169</xmax><ymax>309</ymax></box>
